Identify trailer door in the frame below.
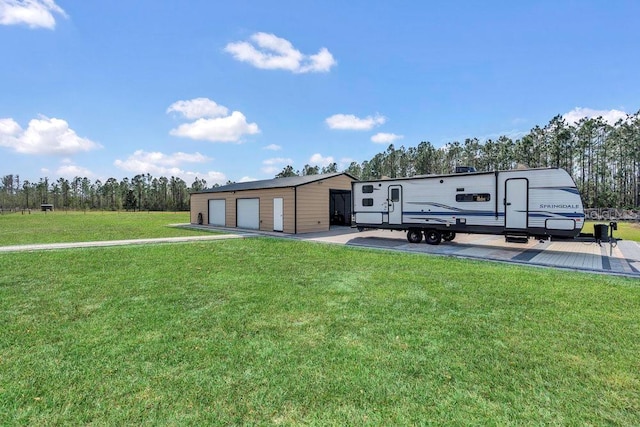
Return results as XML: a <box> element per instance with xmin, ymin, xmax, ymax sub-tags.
<box><xmin>505</xmin><ymin>178</ymin><xmax>528</xmax><ymax>229</ymax></box>
<box><xmin>388</xmin><ymin>185</ymin><xmax>402</xmax><ymax>225</ymax></box>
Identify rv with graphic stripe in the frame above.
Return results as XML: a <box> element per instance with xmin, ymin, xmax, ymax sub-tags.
<box><xmin>351</xmin><ymin>168</ymin><xmax>585</xmax><ymax>244</ymax></box>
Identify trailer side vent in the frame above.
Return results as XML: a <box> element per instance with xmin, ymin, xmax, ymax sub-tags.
<box><xmin>456</xmin><ymin>188</ymin><xmax>464</xmax><ymax>192</ymax></box>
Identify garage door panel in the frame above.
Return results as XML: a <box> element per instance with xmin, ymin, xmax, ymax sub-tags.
<box><xmin>237</xmin><ymin>198</ymin><xmax>260</xmax><ymax>230</ymax></box>
<box><xmin>208</xmin><ymin>199</ymin><xmax>226</xmax><ymax>226</ymax></box>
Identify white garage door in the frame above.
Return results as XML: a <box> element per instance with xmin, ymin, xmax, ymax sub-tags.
<box><xmin>237</xmin><ymin>198</ymin><xmax>260</xmax><ymax>229</ymax></box>
<box><xmin>208</xmin><ymin>199</ymin><xmax>226</xmax><ymax>226</ymax></box>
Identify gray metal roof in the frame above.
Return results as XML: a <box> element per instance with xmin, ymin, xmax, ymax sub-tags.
<box><xmin>194</xmin><ymin>172</ymin><xmax>356</xmax><ymax>194</ymax></box>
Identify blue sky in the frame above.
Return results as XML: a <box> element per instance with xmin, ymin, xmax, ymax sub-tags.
<box><xmin>1</xmin><ymin>0</ymin><xmax>638</xmax><ymax>186</ymax></box>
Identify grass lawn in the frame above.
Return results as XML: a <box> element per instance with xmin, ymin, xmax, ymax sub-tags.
<box><xmin>584</xmin><ymin>220</ymin><xmax>640</xmax><ymax>242</ymax></box>
<box><xmin>1</xmin><ymin>238</ymin><xmax>638</xmax><ymax>425</ymax></box>
<box><xmin>0</xmin><ymin>211</ymin><xmax>212</xmax><ymax>246</ymax></box>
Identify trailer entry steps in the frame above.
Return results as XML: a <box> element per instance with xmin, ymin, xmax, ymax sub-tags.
<box><xmin>505</xmin><ymin>232</ymin><xmax>529</xmax><ymax>243</ymax></box>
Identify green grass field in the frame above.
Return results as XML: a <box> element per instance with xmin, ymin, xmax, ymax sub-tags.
<box><xmin>0</xmin><ymin>212</ymin><xmax>639</xmax><ymax>424</ymax></box>
<box><xmin>584</xmin><ymin>220</ymin><xmax>640</xmax><ymax>242</ymax></box>
<box><xmin>0</xmin><ymin>211</ymin><xmax>210</xmax><ymax>246</ymax></box>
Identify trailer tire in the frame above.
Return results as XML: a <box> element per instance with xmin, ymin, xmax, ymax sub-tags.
<box><xmin>442</xmin><ymin>231</ymin><xmax>456</xmax><ymax>241</ymax></box>
<box><xmin>407</xmin><ymin>228</ymin><xmax>423</xmax><ymax>244</ymax></box>
<box><xmin>425</xmin><ymin>229</ymin><xmax>442</xmax><ymax>245</ymax></box>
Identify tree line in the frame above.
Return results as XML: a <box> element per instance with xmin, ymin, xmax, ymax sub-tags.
<box><xmin>278</xmin><ymin>112</ymin><xmax>640</xmax><ymax>209</ymax></box>
<box><xmin>0</xmin><ymin>174</ymin><xmax>207</xmax><ymax>212</ymax></box>
<box><xmin>2</xmin><ymin>112</ymin><xmax>639</xmax><ymax>211</ymax></box>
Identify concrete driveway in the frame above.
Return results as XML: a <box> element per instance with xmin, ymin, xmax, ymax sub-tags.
<box><xmin>297</xmin><ymin>227</ymin><xmax>640</xmax><ymax>277</ymax></box>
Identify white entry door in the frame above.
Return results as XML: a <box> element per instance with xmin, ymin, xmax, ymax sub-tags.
<box><xmin>388</xmin><ymin>185</ymin><xmax>403</xmax><ymax>225</ymax></box>
<box><xmin>208</xmin><ymin>199</ymin><xmax>226</xmax><ymax>226</ymax></box>
<box><xmin>505</xmin><ymin>179</ymin><xmax>528</xmax><ymax>229</ymax></box>
<box><xmin>237</xmin><ymin>198</ymin><xmax>260</xmax><ymax>229</ymax></box>
<box><xmin>273</xmin><ymin>198</ymin><xmax>283</xmax><ymax>232</ymax></box>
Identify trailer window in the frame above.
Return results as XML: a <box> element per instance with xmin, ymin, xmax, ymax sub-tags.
<box><xmin>456</xmin><ymin>193</ymin><xmax>491</xmax><ymax>202</ymax></box>
<box><xmin>362</xmin><ymin>185</ymin><xmax>374</xmax><ymax>193</ymax></box>
<box><xmin>390</xmin><ymin>188</ymin><xmax>400</xmax><ymax>202</ymax></box>
<box><xmin>362</xmin><ymin>198</ymin><xmax>374</xmax><ymax>206</ymax></box>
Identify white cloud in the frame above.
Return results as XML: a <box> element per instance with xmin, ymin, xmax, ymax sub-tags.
<box><xmin>263</xmin><ymin>143</ymin><xmax>282</xmax><ymax>151</ymax></box>
<box><xmin>263</xmin><ymin>157</ymin><xmax>293</xmax><ymax>166</ymax></box>
<box><xmin>325</xmin><ymin>113</ymin><xmax>386</xmax><ymax>130</ymax></box>
<box><xmin>371</xmin><ymin>132</ymin><xmax>404</xmax><ymax>144</ymax></box>
<box><xmin>168</xmin><ymin>98</ymin><xmax>259</xmax><ymax>143</ymax></box>
<box><xmin>563</xmin><ymin>107</ymin><xmax>628</xmax><ymax>126</ymax></box>
<box><xmin>197</xmin><ymin>171</ymin><xmax>227</xmax><ymax>186</ymax></box>
<box><xmin>0</xmin><ymin>0</ymin><xmax>67</xmax><ymax>29</ymax></box>
<box><xmin>238</xmin><ymin>176</ymin><xmax>257</xmax><ymax>183</ymax></box>
<box><xmin>309</xmin><ymin>153</ymin><xmax>334</xmax><ymax>167</ymax></box>
<box><xmin>56</xmin><ymin>164</ymin><xmax>95</xmax><ymax>179</ymax></box>
<box><xmin>261</xmin><ymin>157</ymin><xmax>293</xmax><ymax>174</ymax></box>
<box><xmin>225</xmin><ymin>32</ymin><xmax>337</xmax><ymax>74</ymax></box>
<box><xmin>114</xmin><ymin>149</ymin><xmax>225</xmax><ymax>185</ymax></box>
<box><xmin>166</xmin><ymin>98</ymin><xmax>229</xmax><ymax>120</ymax></box>
<box><xmin>0</xmin><ymin>116</ymin><xmax>102</xmax><ymax>155</ymax></box>
<box><xmin>301</xmin><ymin>47</ymin><xmax>335</xmax><ymax>73</ymax></box>
<box><xmin>115</xmin><ymin>150</ymin><xmax>211</xmax><ymax>169</ymax></box>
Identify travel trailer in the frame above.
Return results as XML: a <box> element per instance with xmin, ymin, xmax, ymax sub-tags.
<box><xmin>351</xmin><ymin>168</ymin><xmax>585</xmax><ymax>244</ymax></box>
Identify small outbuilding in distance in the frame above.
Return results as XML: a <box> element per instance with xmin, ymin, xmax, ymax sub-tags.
<box><xmin>190</xmin><ymin>172</ymin><xmax>356</xmax><ymax>234</ymax></box>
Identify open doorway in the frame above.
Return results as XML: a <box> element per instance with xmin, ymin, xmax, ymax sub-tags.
<box><xmin>329</xmin><ymin>190</ymin><xmax>352</xmax><ymax>226</ymax></box>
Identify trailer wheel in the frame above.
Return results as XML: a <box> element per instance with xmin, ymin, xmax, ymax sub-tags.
<box><xmin>424</xmin><ymin>229</ymin><xmax>442</xmax><ymax>245</ymax></box>
<box><xmin>407</xmin><ymin>228</ymin><xmax>423</xmax><ymax>244</ymax></box>
<box><xmin>442</xmin><ymin>231</ymin><xmax>456</xmax><ymax>242</ymax></box>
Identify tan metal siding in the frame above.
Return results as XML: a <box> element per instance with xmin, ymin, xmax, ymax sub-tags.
<box><xmin>190</xmin><ymin>174</ymin><xmax>353</xmax><ymax>233</ymax></box>
<box><xmin>296</xmin><ymin>175</ymin><xmax>353</xmax><ymax>233</ymax></box>
<box><xmin>190</xmin><ymin>194</ymin><xmax>208</xmax><ymax>224</ymax></box>
<box><xmin>191</xmin><ymin>188</ymin><xmax>296</xmax><ymax>233</ymax></box>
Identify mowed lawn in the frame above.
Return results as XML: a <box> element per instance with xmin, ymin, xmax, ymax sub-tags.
<box><xmin>1</xmin><ymin>237</ymin><xmax>638</xmax><ymax>425</ymax></box>
<box><xmin>0</xmin><ymin>211</ymin><xmax>209</xmax><ymax>246</ymax></box>
<box><xmin>584</xmin><ymin>220</ymin><xmax>640</xmax><ymax>242</ymax></box>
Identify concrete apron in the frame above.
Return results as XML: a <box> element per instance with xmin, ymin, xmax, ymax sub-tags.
<box><xmin>299</xmin><ymin>228</ymin><xmax>640</xmax><ymax>277</ymax></box>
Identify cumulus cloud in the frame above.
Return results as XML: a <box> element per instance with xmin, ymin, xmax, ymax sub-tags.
<box><xmin>0</xmin><ymin>0</ymin><xmax>67</xmax><ymax>29</ymax></box>
<box><xmin>262</xmin><ymin>157</ymin><xmax>293</xmax><ymax>175</ymax></box>
<box><xmin>0</xmin><ymin>116</ymin><xmax>102</xmax><ymax>155</ymax></box>
<box><xmin>225</xmin><ymin>32</ymin><xmax>336</xmax><ymax>73</ymax></box>
<box><xmin>309</xmin><ymin>153</ymin><xmax>334</xmax><ymax>167</ymax></box>
<box><xmin>168</xmin><ymin>98</ymin><xmax>259</xmax><ymax>143</ymax></box>
<box><xmin>114</xmin><ymin>149</ymin><xmax>226</xmax><ymax>185</ymax></box>
<box><xmin>563</xmin><ymin>107</ymin><xmax>628</xmax><ymax>126</ymax></box>
<box><xmin>115</xmin><ymin>150</ymin><xmax>211</xmax><ymax>169</ymax></box>
<box><xmin>371</xmin><ymin>132</ymin><xmax>404</xmax><ymax>144</ymax></box>
<box><xmin>166</xmin><ymin>98</ymin><xmax>229</xmax><ymax>120</ymax></box>
<box><xmin>263</xmin><ymin>157</ymin><xmax>293</xmax><ymax>166</ymax></box>
<box><xmin>325</xmin><ymin>113</ymin><xmax>386</xmax><ymax>130</ymax></box>
<box><xmin>56</xmin><ymin>163</ymin><xmax>95</xmax><ymax>179</ymax></box>
<box><xmin>263</xmin><ymin>143</ymin><xmax>282</xmax><ymax>151</ymax></box>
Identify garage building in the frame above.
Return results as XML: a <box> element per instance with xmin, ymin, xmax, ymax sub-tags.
<box><xmin>190</xmin><ymin>172</ymin><xmax>355</xmax><ymax>234</ymax></box>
